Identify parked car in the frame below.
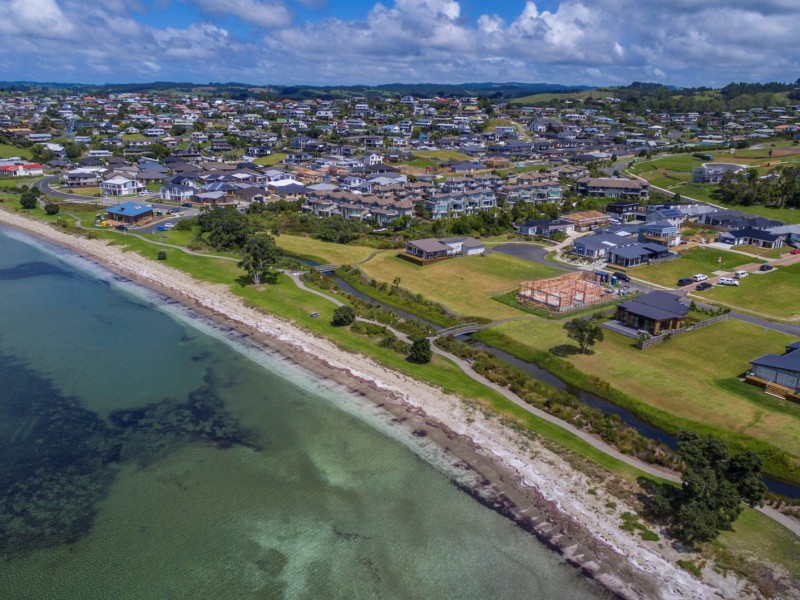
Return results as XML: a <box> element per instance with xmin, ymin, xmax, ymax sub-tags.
<box><xmin>677</xmin><ymin>278</ymin><xmax>694</xmax><ymax>286</ymax></box>
<box><xmin>759</xmin><ymin>264</ymin><xmax>774</xmax><ymax>272</ymax></box>
<box><xmin>613</xmin><ymin>271</ymin><xmax>631</xmax><ymax>282</ymax></box>
<box><xmin>181</xmin><ymin>202</ymin><xmax>193</xmax><ymax>208</ymax></box>
<box><xmin>718</xmin><ymin>277</ymin><xmax>740</xmax><ymax>286</ymax></box>
<box><xmin>165</xmin><ymin>222</ymin><xmax>175</xmax><ymax>228</ymax></box>
<box><xmin>692</xmin><ymin>274</ymin><xmax>708</xmax><ymax>282</ymax></box>
<box><xmin>695</xmin><ymin>282</ymin><xmax>713</xmax><ymax>291</ymax></box>
<box><xmin>734</xmin><ymin>270</ymin><xmax>749</xmax><ymax>279</ymax></box>
<box><xmin>792</xmin><ymin>249</ymin><xmax>800</xmax><ymax>255</ymax></box>
<box><xmin>114</xmin><ymin>224</ymin><xmax>128</xmax><ymax>231</ymax></box>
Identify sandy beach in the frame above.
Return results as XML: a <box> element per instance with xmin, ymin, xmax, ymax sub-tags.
<box><xmin>0</xmin><ymin>209</ymin><xmax>760</xmax><ymax>599</ymax></box>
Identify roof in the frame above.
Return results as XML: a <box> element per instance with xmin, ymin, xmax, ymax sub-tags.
<box><xmin>750</xmin><ymin>351</ymin><xmax>800</xmax><ymax>373</ymax></box>
<box><xmin>618</xmin><ymin>291</ymin><xmax>689</xmax><ymax>322</ymax></box>
<box><xmin>106</xmin><ymin>202</ymin><xmax>153</xmax><ymax>217</ymax></box>
<box><xmin>722</xmin><ymin>227</ymin><xmax>783</xmax><ymax>242</ymax></box>
<box><xmin>408</xmin><ymin>238</ymin><xmax>451</xmax><ymax>253</ymax></box>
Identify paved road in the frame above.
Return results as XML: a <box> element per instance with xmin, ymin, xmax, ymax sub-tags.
<box><xmin>35</xmin><ymin>175</ymin><xmax>176</xmax><ymax>213</ymax></box>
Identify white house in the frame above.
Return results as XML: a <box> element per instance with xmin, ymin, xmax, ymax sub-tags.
<box><xmin>0</xmin><ymin>163</ymin><xmax>44</xmax><ymax>177</ymax></box>
<box><xmin>101</xmin><ymin>175</ymin><xmax>142</xmax><ymax>197</ymax></box>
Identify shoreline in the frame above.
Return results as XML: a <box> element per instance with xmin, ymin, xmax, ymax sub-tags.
<box><xmin>0</xmin><ymin>209</ymin><xmax>748</xmax><ymax>599</ymax></box>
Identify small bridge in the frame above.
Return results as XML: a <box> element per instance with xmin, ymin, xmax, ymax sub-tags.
<box><xmin>433</xmin><ymin>316</ymin><xmax>536</xmax><ymax>339</ymax></box>
<box><xmin>313</xmin><ymin>264</ymin><xmax>340</xmax><ymax>273</ymax></box>
<box><xmin>434</xmin><ymin>323</ymin><xmax>489</xmax><ymax>338</ymax></box>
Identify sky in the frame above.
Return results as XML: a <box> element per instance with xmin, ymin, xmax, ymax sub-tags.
<box><xmin>0</xmin><ymin>0</ymin><xmax>798</xmax><ymax>88</ymax></box>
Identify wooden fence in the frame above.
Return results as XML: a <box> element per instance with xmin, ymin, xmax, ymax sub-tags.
<box><xmin>636</xmin><ymin>313</ymin><xmax>729</xmax><ymax>350</ymax></box>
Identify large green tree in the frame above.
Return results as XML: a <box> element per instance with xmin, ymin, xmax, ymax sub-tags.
<box><xmin>198</xmin><ymin>206</ymin><xmax>252</xmax><ymax>251</ymax></box>
<box><xmin>674</xmin><ymin>432</ymin><xmax>766</xmax><ymax>543</ymax></box>
<box><xmin>563</xmin><ymin>318</ymin><xmax>604</xmax><ymax>354</ymax></box>
<box><xmin>238</xmin><ymin>233</ymin><xmax>281</xmax><ymax>285</ymax></box>
<box><xmin>408</xmin><ymin>338</ymin><xmax>432</xmax><ymax>364</ymax></box>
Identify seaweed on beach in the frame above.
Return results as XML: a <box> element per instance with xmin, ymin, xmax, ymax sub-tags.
<box><xmin>0</xmin><ymin>361</ymin><xmax>260</xmax><ymax>558</ymax></box>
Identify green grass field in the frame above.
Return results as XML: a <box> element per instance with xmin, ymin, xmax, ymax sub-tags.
<box><xmin>630</xmin><ymin>247</ymin><xmax>762</xmax><ymax>287</ymax></box>
<box><xmin>412</xmin><ymin>150</ymin><xmax>474</xmax><ymax>162</ymax></box>
<box><xmin>0</xmin><ymin>143</ymin><xmax>32</xmax><ymax>159</ymax></box>
<box><xmin>276</xmin><ymin>234</ymin><xmax>378</xmax><ymax>265</ymax></box>
<box><xmin>489</xmin><ymin>318</ymin><xmax>800</xmax><ymax>464</ymax></box>
<box><xmin>700</xmin><ymin>263</ymin><xmax>800</xmax><ymax>319</ymax></box>
<box><xmin>359</xmin><ymin>251</ymin><xmax>562</xmax><ymax>319</ymax></box>
<box><xmin>253</xmin><ymin>153</ymin><xmax>287</xmax><ymax>166</ymax></box>
<box><xmin>509</xmin><ymin>88</ymin><xmax>610</xmax><ymax>105</ymax></box>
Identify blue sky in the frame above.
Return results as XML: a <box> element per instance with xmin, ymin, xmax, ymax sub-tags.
<box><xmin>0</xmin><ymin>0</ymin><xmax>797</xmax><ymax>87</ymax></box>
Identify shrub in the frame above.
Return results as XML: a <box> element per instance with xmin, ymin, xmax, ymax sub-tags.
<box><xmin>408</xmin><ymin>338</ymin><xmax>432</xmax><ymax>363</ymax></box>
<box><xmin>44</xmin><ymin>202</ymin><xmax>60</xmax><ymax>215</ymax></box>
<box><xmin>157</xmin><ymin>249</ymin><xmax>167</xmax><ymax>261</ymax></box>
<box><xmin>331</xmin><ymin>304</ymin><xmax>356</xmax><ymax>327</ymax></box>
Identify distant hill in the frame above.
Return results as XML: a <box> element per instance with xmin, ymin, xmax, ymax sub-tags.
<box><xmin>0</xmin><ymin>80</ymin><xmax>590</xmax><ymax>100</ymax></box>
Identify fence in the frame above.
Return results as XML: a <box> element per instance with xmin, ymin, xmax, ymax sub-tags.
<box><xmin>636</xmin><ymin>313</ymin><xmax>729</xmax><ymax>350</ymax></box>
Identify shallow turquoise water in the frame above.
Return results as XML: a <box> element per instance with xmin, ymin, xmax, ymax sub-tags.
<box><xmin>0</xmin><ymin>227</ymin><xmax>607</xmax><ymax>599</ymax></box>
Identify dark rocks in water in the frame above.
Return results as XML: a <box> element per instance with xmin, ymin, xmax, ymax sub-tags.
<box><xmin>0</xmin><ymin>261</ymin><xmax>73</xmax><ymax>281</ymax></box>
<box><xmin>0</xmin><ymin>361</ymin><xmax>260</xmax><ymax>558</ymax></box>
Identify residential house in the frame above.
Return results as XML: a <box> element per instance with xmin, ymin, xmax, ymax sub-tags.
<box><xmin>748</xmin><ymin>340</ymin><xmax>800</xmax><ymax>400</ymax></box>
<box><xmin>0</xmin><ymin>163</ymin><xmax>44</xmax><ymax>177</ymax></box>
<box><xmin>638</xmin><ymin>220</ymin><xmax>682</xmax><ymax>247</ymax></box>
<box><xmin>405</xmin><ymin>237</ymin><xmax>485</xmax><ymax>261</ymax></box>
<box><xmin>159</xmin><ymin>184</ymin><xmax>195</xmax><ymax>203</ymax></box>
<box><xmin>101</xmin><ymin>175</ymin><xmax>142</xmax><ymax>197</ymax></box>
<box><xmin>105</xmin><ymin>201</ymin><xmax>153</xmax><ymax>224</ymax></box>
<box><xmin>615</xmin><ymin>291</ymin><xmax>689</xmax><ymax>335</ymax></box>
<box><xmin>576</xmin><ymin>177</ymin><xmax>649</xmax><ymax>199</ymax></box>
<box><xmin>517</xmin><ymin>218</ymin><xmax>575</xmax><ymax>237</ymax></box>
<box><xmin>562</xmin><ymin>210</ymin><xmax>611</xmax><ymax>231</ymax></box>
<box><xmin>718</xmin><ymin>227</ymin><xmax>786</xmax><ymax>249</ymax></box>
<box><xmin>606</xmin><ymin>242</ymin><xmax>672</xmax><ymax>267</ymax></box>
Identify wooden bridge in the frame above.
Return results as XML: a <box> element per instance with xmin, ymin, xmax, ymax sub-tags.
<box><xmin>313</xmin><ymin>264</ymin><xmax>340</xmax><ymax>273</ymax></box>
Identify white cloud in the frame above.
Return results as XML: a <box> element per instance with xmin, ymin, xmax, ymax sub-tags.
<box><xmin>0</xmin><ymin>0</ymin><xmax>799</xmax><ymax>86</ymax></box>
<box><xmin>190</xmin><ymin>0</ymin><xmax>292</xmax><ymax>28</ymax></box>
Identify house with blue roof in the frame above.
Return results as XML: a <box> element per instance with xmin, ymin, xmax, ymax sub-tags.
<box><xmin>105</xmin><ymin>202</ymin><xmax>154</xmax><ymax>225</ymax></box>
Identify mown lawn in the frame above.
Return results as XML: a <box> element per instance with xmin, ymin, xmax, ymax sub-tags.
<box><xmin>0</xmin><ymin>143</ymin><xmax>32</xmax><ymax>159</ymax></box>
<box><xmin>253</xmin><ymin>153</ymin><xmax>287</xmax><ymax>166</ymax></box>
<box><xmin>412</xmin><ymin>150</ymin><xmax>474</xmax><ymax>162</ymax></box>
<box><xmin>359</xmin><ymin>251</ymin><xmax>562</xmax><ymax>319</ymax></box>
<box><xmin>490</xmin><ymin>318</ymin><xmax>800</xmax><ymax>461</ymax></box>
<box><xmin>276</xmin><ymin>234</ymin><xmax>378</xmax><ymax>265</ymax></box>
<box><xmin>700</xmin><ymin>263</ymin><xmax>800</xmax><ymax>319</ymax></box>
<box><xmin>630</xmin><ymin>247</ymin><xmax>762</xmax><ymax>286</ymax></box>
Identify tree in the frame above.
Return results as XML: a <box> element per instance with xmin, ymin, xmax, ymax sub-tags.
<box><xmin>331</xmin><ymin>304</ymin><xmax>356</xmax><ymax>327</ymax></box>
<box><xmin>157</xmin><ymin>249</ymin><xmax>168</xmax><ymax>260</ymax></box>
<box><xmin>408</xmin><ymin>338</ymin><xmax>432</xmax><ymax>363</ymax></box>
<box><xmin>672</xmin><ymin>431</ymin><xmax>766</xmax><ymax>543</ymax></box>
<box><xmin>238</xmin><ymin>232</ymin><xmax>281</xmax><ymax>285</ymax></box>
<box><xmin>563</xmin><ymin>318</ymin><xmax>604</xmax><ymax>354</ymax></box>
<box><xmin>44</xmin><ymin>202</ymin><xmax>59</xmax><ymax>215</ymax></box>
<box><xmin>19</xmin><ymin>191</ymin><xmax>38</xmax><ymax>209</ymax></box>
<box><xmin>198</xmin><ymin>206</ymin><xmax>252</xmax><ymax>250</ymax></box>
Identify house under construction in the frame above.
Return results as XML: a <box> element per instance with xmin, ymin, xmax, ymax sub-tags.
<box><xmin>518</xmin><ymin>271</ymin><xmax>607</xmax><ymax>313</ymax></box>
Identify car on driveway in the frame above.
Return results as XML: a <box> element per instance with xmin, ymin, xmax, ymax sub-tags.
<box><xmin>692</xmin><ymin>274</ymin><xmax>708</xmax><ymax>282</ymax></box>
<box><xmin>695</xmin><ymin>282</ymin><xmax>713</xmax><ymax>291</ymax></box>
<box><xmin>759</xmin><ymin>264</ymin><xmax>774</xmax><ymax>272</ymax></box>
<box><xmin>613</xmin><ymin>271</ymin><xmax>631</xmax><ymax>282</ymax></box>
<box><xmin>677</xmin><ymin>278</ymin><xmax>694</xmax><ymax>286</ymax></box>
<box><xmin>718</xmin><ymin>277</ymin><xmax>740</xmax><ymax>286</ymax></box>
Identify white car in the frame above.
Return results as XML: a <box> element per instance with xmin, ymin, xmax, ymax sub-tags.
<box><xmin>692</xmin><ymin>274</ymin><xmax>708</xmax><ymax>282</ymax></box>
<box><xmin>165</xmin><ymin>222</ymin><xmax>175</xmax><ymax>228</ymax></box>
<box><xmin>718</xmin><ymin>277</ymin><xmax>740</xmax><ymax>286</ymax></box>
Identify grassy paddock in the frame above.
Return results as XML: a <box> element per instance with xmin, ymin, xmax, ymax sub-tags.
<box><xmin>479</xmin><ymin>318</ymin><xmax>800</xmax><ymax>483</ymax></box>
<box><xmin>700</xmin><ymin>263</ymin><xmax>800</xmax><ymax>319</ymax></box>
<box><xmin>276</xmin><ymin>234</ymin><xmax>378</xmax><ymax>265</ymax></box>
<box><xmin>359</xmin><ymin>251</ymin><xmax>562</xmax><ymax>319</ymax></box>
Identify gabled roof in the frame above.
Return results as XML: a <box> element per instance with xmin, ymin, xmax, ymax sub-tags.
<box><xmin>618</xmin><ymin>291</ymin><xmax>688</xmax><ymax>321</ymax></box>
<box><xmin>750</xmin><ymin>352</ymin><xmax>800</xmax><ymax>373</ymax></box>
<box><xmin>106</xmin><ymin>202</ymin><xmax>152</xmax><ymax>217</ymax></box>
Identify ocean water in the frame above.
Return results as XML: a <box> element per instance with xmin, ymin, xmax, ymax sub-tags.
<box><xmin>0</xmin><ymin>227</ymin><xmax>607</xmax><ymax>600</ymax></box>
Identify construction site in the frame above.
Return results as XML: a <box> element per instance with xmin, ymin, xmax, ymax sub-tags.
<box><xmin>517</xmin><ymin>271</ymin><xmax>608</xmax><ymax>313</ymax></box>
